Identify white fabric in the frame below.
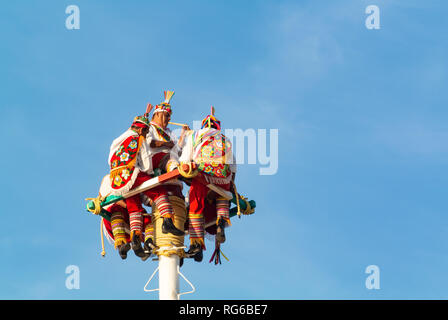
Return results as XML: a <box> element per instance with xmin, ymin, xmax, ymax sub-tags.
<box><xmin>108</xmin><ymin>129</ymin><xmax>152</xmax><ymax>174</ymax></box>
<box><xmin>99</xmin><ymin>174</ymin><xmax>112</xmax><ymax>197</ymax></box>
<box><xmin>144</xmin><ymin>123</ymin><xmax>181</xmax><ymax>169</ymax></box>
<box><xmin>108</xmin><ymin>129</ymin><xmax>135</xmax><ymax>164</ymax></box>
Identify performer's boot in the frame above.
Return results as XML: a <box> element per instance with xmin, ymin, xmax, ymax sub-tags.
<box><xmin>162</xmin><ymin>217</ymin><xmax>185</xmax><ymax>236</ymax></box>
<box><xmin>117</xmin><ymin>242</ymin><xmax>130</xmax><ymax>260</ymax></box>
<box><xmin>216</xmin><ymin>218</ymin><xmax>226</xmax><ymax>244</ymax></box>
<box><xmin>144</xmin><ymin>238</ymin><xmax>156</xmax><ymax>255</ymax></box>
<box><xmin>131</xmin><ymin>232</ymin><xmax>150</xmax><ymax>261</ymax></box>
<box><xmin>186</xmin><ymin>243</ymin><xmax>203</xmax><ymax>262</ymax></box>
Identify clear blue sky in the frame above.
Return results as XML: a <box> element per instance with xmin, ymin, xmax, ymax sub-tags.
<box><xmin>1</xmin><ymin>0</ymin><xmax>448</xmax><ymax>299</ymax></box>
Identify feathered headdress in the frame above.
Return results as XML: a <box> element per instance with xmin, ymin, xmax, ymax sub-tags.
<box><xmin>153</xmin><ymin>90</ymin><xmax>174</xmax><ymax>116</ymax></box>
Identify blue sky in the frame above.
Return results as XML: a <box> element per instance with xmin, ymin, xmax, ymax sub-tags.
<box><xmin>1</xmin><ymin>0</ymin><xmax>448</xmax><ymax>299</ymax></box>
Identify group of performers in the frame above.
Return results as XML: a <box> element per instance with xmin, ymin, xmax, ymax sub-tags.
<box><xmin>96</xmin><ymin>90</ymin><xmax>236</xmax><ymax>263</ymax></box>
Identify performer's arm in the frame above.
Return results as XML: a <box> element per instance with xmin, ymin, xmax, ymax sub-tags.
<box><xmin>150</xmin><ymin>140</ymin><xmax>175</xmax><ymax>148</ymax></box>
<box><xmin>177</xmin><ymin>125</ymin><xmax>191</xmax><ymax>147</ymax></box>
<box><xmin>178</xmin><ymin>131</ymin><xmax>194</xmax><ymax>163</ymax></box>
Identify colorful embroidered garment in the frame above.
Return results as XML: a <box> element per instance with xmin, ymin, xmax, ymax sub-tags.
<box><xmin>109</xmin><ymin>134</ymin><xmax>144</xmax><ymax>191</ymax></box>
<box><xmin>193</xmin><ymin>130</ymin><xmax>232</xmax><ymax>178</ymax></box>
<box><xmin>133</xmin><ymin>115</ymin><xmax>150</xmax><ymax>128</ymax></box>
<box><xmin>150</xmin><ymin>121</ymin><xmax>171</xmax><ymax>142</ymax></box>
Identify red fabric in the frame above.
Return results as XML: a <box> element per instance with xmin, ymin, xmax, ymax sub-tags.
<box><xmin>132</xmin><ymin>122</ymin><xmax>148</xmax><ymax>128</ymax></box>
<box><xmin>188</xmin><ymin>179</ymin><xmax>209</xmax><ymax>217</ymax></box>
<box><xmin>109</xmin><ymin>135</ymin><xmax>141</xmax><ymax>190</ymax></box>
<box><xmin>188</xmin><ymin>174</ymin><xmax>231</xmax><ymax>235</ymax></box>
<box><xmin>125</xmin><ymin>172</ymin><xmax>170</xmax><ymax>214</ymax></box>
<box><xmin>152</xmin><ymin>152</ymin><xmax>168</xmax><ymax>170</ymax></box>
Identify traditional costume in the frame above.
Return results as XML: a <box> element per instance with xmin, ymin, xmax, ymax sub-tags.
<box><xmin>178</xmin><ymin>107</ymin><xmax>237</xmax><ymax>261</ymax></box>
<box><xmin>145</xmin><ymin>91</ymin><xmax>182</xmax><ymax>174</ymax></box>
<box><xmin>99</xmin><ymin>174</ymin><xmax>155</xmax><ymax>260</ymax></box>
<box><xmin>145</xmin><ymin>91</ymin><xmax>185</xmax><ymax>201</ymax></box>
<box><xmin>108</xmin><ymin>113</ymin><xmax>183</xmax><ymax>260</ymax></box>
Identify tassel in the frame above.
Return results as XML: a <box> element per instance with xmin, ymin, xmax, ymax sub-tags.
<box><xmin>209</xmin><ymin>243</ymin><xmax>221</xmax><ymax>265</ymax></box>
<box><xmin>163</xmin><ymin>91</ymin><xmax>175</xmax><ymax>104</ymax></box>
<box><xmin>145</xmin><ymin>103</ymin><xmax>153</xmax><ymax>116</ymax></box>
<box><xmin>209</xmin><ymin>240</ymin><xmax>229</xmax><ymax>265</ymax></box>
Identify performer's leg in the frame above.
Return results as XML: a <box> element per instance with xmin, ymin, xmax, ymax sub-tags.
<box><xmin>111</xmin><ymin>211</ymin><xmax>127</xmax><ymax>248</ymax></box>
<box><xmin>125</xmin><ymin>195</ymin><xmax>144</xmax><ymax>241</ymax></box>
<box><xmin>111</xmin><ymin>211</ymin><xmax>130</xmax><ymax>259</ymax></box>
<box><xmin>216</xmin><ymin>198</ymin><xmax>231</xmax><ymax>225</ymax></box>
<box><xmin>144</xmin><ymin>216</ymin><xmax>154</xmax><ymax>243</ymax></box>
<box><xmin>216</xmin><ymin>197</ymin><xmax>231</xmax><ymax>244</ymax></box>
<box><xmin>144</xmin><ymin>186</ymin><xmax>184</xmax><ymax>236</ymax></box>
<box><xmin>143</xmin><ymin>215</ymin><xmax>155</xmax><ymax>254</ymax></box>
<box><xmin>187</xmin><ymin>179</ymin><xmax>209</xmax><ymax>251</ymax></box>
<box><xmin>125</xmin><ymin>195</ymin><xmax>149</xmax><ymax>260</ymax></box>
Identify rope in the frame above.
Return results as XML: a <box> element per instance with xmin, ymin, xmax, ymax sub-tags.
<box><xmin>155</xmin><ymin>244</ymin><xmax>187</xmax><ymax>258</ymax></box>
<box><xmin>86</xmin><ymin>190</ymin><xmax>109</xmax><ymax>257</ymax></box>
<box><xmin>178</xmin><ymin>162</ymin><xmax>198</xmax><ymax>179</ymax></box>
<box><xmin>152</xmin><ymin>196</ymin><xmax>187</xmax><ymax>258</ymax></box>
<box><xmin>232</xmin><ymin>181</ymin><xmax>241</xmax><ymax>218</ymax></box>
<box><xmin>100</xmin><ymin>218</ymin><xmax>106</xmax><ymax>257</ymax></box>
<box><xmin>240</xmin><ymin>195</ymin><xmax>254</xmax><ymax>215</ymax></box>
<box><xmin>85</xmin><ymin>194</ymin><xmax>106</xmax><ymax>215</ymax></box>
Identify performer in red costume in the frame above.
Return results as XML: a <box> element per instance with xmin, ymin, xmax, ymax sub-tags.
<box><xmin>178</xmin><ymin>106</ymin><xmax>237</xmax><ymax>262</ymax></box>
<box><xmin>108</xmin><ymin>113</ymin><xmax>184</xmax><ymax>260</ymax></box>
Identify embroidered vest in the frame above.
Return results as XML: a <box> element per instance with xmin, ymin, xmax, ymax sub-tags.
<box><xmin>194</xmin><ymin>134</ymin><xmax>231</xmax><ymax>178</ymax></box>
<box><xmin>109</xmin><ymin>135</ymin><xmax>144</xmax><ymax>190</ymax></box>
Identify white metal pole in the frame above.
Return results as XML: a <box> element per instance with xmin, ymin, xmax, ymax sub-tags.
<box><xmin>158</xmin><ymin>255</ymin><xmax>180</xmax><ymax>300</ymax></box>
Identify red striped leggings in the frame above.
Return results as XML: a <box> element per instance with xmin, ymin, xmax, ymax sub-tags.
<box><xmin>126</xmin><ymin>172</ymin><xmax>173</xmax><ymax>237</ymax></box>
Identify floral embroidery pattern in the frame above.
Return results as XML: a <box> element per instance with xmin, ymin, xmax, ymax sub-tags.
<box><xmin>121</xmin><ymin>169</ymin><xmax>130</xmax><ymax>180</ymax></box>
<box><xmin>110</xmin><ymin>135</ymin><xmax>140</xmax><ymax>189</ymax></box>
<box><xmin>197</xmin><ymin>136</ymin><xmax>231</xmax><ymax>178</ymax></box>
<box><xmin>114</xmin><ymin>175</ymin><xmax>123</xmax><ymax>186</ymax></box>
<box><xmin>120</xmin><ymin>152</ymin><xmax>130</xmax><ymax>162</ymax></box>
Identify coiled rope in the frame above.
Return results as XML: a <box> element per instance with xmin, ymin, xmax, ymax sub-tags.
<box><xmin>232</xmin><ymin>181</ymin><xmax>241</xmax><ymax>218</ymax></box>
<box><xmin>178</xmin><ymin>162</ymin><xmax>198</xmax><ymax>179</ymax></box>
